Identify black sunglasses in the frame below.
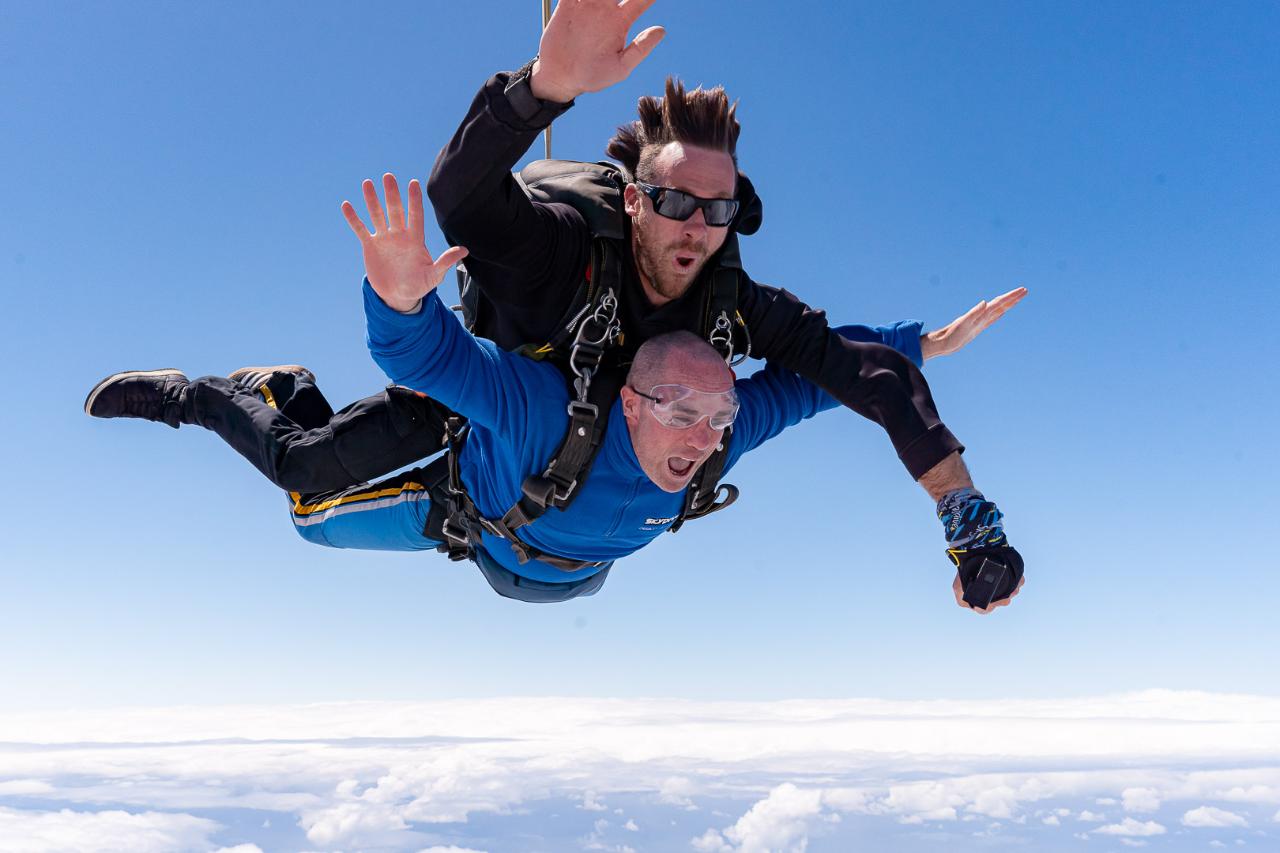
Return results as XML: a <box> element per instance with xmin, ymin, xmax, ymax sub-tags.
<box><xmin>634</xmin><ymin>182</ymin><xmax>740</xmax><ymax>227</ymax></box>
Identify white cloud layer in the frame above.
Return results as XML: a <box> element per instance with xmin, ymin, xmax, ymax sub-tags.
<box><xmin>0</xmin><ymin>690</ymin><xmax>1275</xmax><ymax>851</ymax></box>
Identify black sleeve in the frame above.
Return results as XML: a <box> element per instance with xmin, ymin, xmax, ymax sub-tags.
<box><xmin>738</xmin><ymin>279</ymin><xmax>964</xmax><ymax>480</ymax></box>
<box><xmin>426</xmin><ymin>69</ymin><xmax>591</xmax><ymax>316</ymax></box>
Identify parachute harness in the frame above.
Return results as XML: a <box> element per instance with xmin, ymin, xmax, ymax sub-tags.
<box><xmin>435</xmin><ymin>159</ymin><xmax>754</xmax><ymax>569</ymax></box>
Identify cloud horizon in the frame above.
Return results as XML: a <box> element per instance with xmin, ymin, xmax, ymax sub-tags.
<box><xmin>1</xmin><ymin>690</ymin><xmax>1277</xmax><ymax>852</ymax></box>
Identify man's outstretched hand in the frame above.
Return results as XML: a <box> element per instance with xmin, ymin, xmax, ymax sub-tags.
<box><xmin>530</xmin><ymin>0</ymin><xmax>666</xmax><ymax>103</ymax></box>
<box><xmin>921</xmin><ymin>286</ymin><xmax>1027</xmax><ymax>360</ymax></box>
<box><xmin>341</xmin><ymin>174</ymin><xmax>467</xmax><ymax>314</ymax></box>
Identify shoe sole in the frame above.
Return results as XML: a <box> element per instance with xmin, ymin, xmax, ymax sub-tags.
<box><xmin>228</xmin><ymin>364</ymin><xmax>316</xmax><ymax>386</ymax></box>
<box><xmin>84</xmin><ymin>368</ymin><xmax>187</xmax><ymax>416</ymax></box>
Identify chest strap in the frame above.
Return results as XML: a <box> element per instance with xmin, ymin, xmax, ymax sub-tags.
<box><xmin>428</xmin><ymin>417</ymin><xmax>610</xmax><ymax>572</ymax></box>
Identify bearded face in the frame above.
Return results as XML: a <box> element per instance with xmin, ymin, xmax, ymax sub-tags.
<box><xmin>624</xmin><ymin>142</ymin><xmax>738</xmax><ymax>306</ymax></box>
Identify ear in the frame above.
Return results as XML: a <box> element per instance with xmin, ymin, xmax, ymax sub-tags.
<box><xmin>623</xmin><ymin>183</ymin><xmax>641</xmax><ymax>218</ymax></box>
<box><xmin>619</xmin><ymin>384</ymin><xmax>641</xmax><ymax>423</ymax></box>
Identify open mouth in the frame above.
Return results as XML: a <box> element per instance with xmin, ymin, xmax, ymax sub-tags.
<box><xmin>674</xmin><ymin>254</ymin><xmax>697</xmax><ymax>270</ymax></box>
<box><xmin>667</xmin><ymin>457</ymin><xmax>696</xmax><ymax>478</ymax></box>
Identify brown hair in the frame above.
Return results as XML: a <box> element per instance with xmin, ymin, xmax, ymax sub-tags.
<box><xmin>606</xmin><ymin>77</ymin><xmax>740</xmax><ymax>181</ymax></box>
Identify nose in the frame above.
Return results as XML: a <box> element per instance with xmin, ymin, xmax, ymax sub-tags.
<box><xmin>684</xmin><ymin>419</ymin><xmax>721</xmax><ymax>453</ymax></box>
<box><xmin>682</xmin><ymin>207</ymin><xmax>708</xmax><ymax>237</ymax></box>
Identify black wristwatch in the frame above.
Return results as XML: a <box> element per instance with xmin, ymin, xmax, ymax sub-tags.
<box><xmin>504</xmin><ymin>57</ymin><xmax>576</xmax><ymax>121</ymax></box>
<box><xmin>504</xmin><ymin>58</ymin><xmax>548</xmax><ymax>122</ymax></box>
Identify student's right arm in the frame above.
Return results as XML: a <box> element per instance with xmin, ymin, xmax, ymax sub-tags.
<box><xmin>363</xmin><ymin>285</ymin><xmax>531</xmax><ymax>436</ymax></box>
<box><xmin>343</xmin><ymin>173</ymin><xmax>531</xmax><ymax>436</ymax></box>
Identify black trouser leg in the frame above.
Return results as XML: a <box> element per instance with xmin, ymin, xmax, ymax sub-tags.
<box><xmin>185</xmin><ymin>376</ymin><xmax>450</xmax><ymax>494</ymax></box>
<box><xmin>329</xmin><ymin>385</ymin><xmax>451</xmax><ymax>485</ymax></box>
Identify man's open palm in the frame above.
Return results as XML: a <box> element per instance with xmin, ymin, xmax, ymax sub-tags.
<box><xmin>532</xmin><ymin>0</ymin><xmax>666</xmax><ymax>102</ymax></box>
<box><xmin>922</xmin><ymin>287</ymin><xmax>1028</xmax><ymax>360</ymax></box>
<box><xmin>341</xmin><ymin>173</ymin><xmax>467</xmax><ymax>313</ymax></box>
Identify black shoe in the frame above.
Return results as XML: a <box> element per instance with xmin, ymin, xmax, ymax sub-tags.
<box><xmin>84</xmin><ymin>369</ymin><xmax>190</xmax><ymax>428</ymax></box>
<box><xmin>228</xmin><ymin>364</ymin><xmax>316</xmax><ymax>391</ymax></box>
<box><xmin>228</xmin><ymin>364</ymin><xmax>316</xmax><ymax>410</ymax></box>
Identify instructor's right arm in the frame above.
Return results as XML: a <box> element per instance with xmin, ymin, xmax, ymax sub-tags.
<box><xmin>424</xmin><ymin>0</ymin><xmax>663</xmax><ymax>313</ymax></box>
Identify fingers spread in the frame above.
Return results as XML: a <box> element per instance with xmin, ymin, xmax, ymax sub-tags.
<box><xmin>383</xmin><ymin>173</ymin><xmax>405</xmax><ymax>231</ymax></box>
<box><xmin>341</xmin><ymin>201</ymin><xmax>371</xmax><ymax>240</ymax></box>
<box><xmin>362</xmin><ymin>179</ymin><xmax>387</xmax><ymax>232</ymax></box>
<box><xmin>435</xmin><ymin>245</ymin><xmax>470</xmax><ymax>273</ymax></box>
<box><xmin>407</xmin><ymin>179</ymin><xmax>425</xmax><ymax>241</ymax></box>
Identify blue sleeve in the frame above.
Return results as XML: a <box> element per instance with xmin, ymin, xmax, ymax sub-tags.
<box><xmin>363</xmin><ymin>281</ymin><xmax>546</xmax><ymax>436</ymax></box>
<box><xmin>728</xmin><ymin>320</ymin><xmax>923</xmax><ymax>460</ymax></box>
<box><xmin>837</xmin><ymin>320</ymin><xmax>924</xmax><ymax>368</ymax></box>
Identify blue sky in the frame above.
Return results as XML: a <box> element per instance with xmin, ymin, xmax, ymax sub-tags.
<box><xmin>2</xmin><ymin>0</ymin><xmax>1278</xmax><ymax>710</ymax></box>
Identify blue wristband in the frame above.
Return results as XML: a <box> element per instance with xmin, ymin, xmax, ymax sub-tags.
<box><xmin>937</xmin><ymin>488</ymin><xmax>1007</xmax><ymax>551</ymax></box>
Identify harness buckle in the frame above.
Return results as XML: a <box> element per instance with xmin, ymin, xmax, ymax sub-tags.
<box><xmin>440</xmin><ymin>515</ymin><xmax>472</xmax><ymax>561</ymax></box>
<box><xmin>709</xmin><ymin>309</ymin><xmax>735</xmax><ymax>362</ymax></box>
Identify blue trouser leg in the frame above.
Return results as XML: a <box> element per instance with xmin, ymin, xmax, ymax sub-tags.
<box><xmin>286</xmin><ymin>462</ymin><xmax>611</xmax><ymax>603</ymax></box>
<box><xmin>289</xmin><ymin>468</ymin><xmax>443</xmax><ymax>552</ymax></box>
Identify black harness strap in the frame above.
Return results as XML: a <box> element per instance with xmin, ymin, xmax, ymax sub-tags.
<box><xmin>433</xmin><ymin>239</ymin><xmax>627</xmax><ymax>572</ymax></box>
<box><xmin>511</xmin><ymin>239</ymin><xmax>623</xmax><ymax>516</ymax></box>
<box><xmin>502</xmin><ymin>365</ymin><xmax>625</xmax><ymax>531</ymax></box>
<box><xmin>431</xmin><ymin>416</ymin><xmax>609</xmax><ymax>572</ymax></box>
<box><xmin>665</xmin><ymin>247</ymin><xmax>745</xmax><ymax>534</ymax></box>
<box><xmin>704</xmin><ymin>236</ymin><xmax>752</xmax><ymax>365</ymax></box>
<box><xmin>419</xmin><ymin>451</ymin><xmax>461</xmax><ymax>554</ymax></box>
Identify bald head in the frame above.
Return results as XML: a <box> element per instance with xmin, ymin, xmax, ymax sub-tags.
<box><xmin>627</xmin><ymin>331</ymin><xmax>732</xmax><ymax>394</ymax></box>
<box><xmin>621</xmin><ymin>331</ymin><xmax>736</xmax><ymax>493</ymax></box>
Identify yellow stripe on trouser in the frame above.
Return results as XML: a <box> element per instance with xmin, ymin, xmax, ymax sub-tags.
<box><xmin>291</xmin><ymin>481</ymin><xmax>428</xmax><ymax>517</ymax></box>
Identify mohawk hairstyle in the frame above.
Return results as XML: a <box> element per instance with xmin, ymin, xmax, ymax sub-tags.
<box><xmin>606</xmin><ymin>76</ymin><xmax>740</xmax><ymax>182</ymax></box>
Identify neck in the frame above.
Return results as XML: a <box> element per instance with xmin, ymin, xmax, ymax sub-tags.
<box><xmin>631</xmin><ymin>232</ymin><xmax>674</xmax><ymax>308</ymax></box>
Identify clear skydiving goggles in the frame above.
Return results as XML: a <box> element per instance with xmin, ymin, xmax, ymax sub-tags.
<box><xmin>634</xmin><ymin>182</ymin><xmax>740</xmax><ymax>227</ymax></box>
<box><xmin>631</xmin><ymin>384</ymin><xmax>740</xmax><ymax>430</ymax></box>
